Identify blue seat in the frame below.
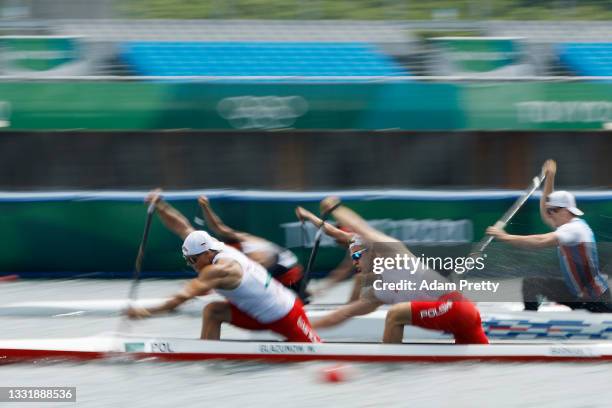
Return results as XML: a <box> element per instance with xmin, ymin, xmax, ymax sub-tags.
<box><xmin>121</xmin><ymin>41</ymin><xmax>411</xmax><ymax>78</ymax></box>
<box><xmin>557</xmin><ymin>43</ymin><xmax>612</xmax><ymax>76</ymax></box>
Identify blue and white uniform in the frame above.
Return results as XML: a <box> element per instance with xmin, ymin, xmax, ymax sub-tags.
<box><xmin>555</xmin><ymin>218</ymin><xmax>608</xmax><ymax>299</ymax></box>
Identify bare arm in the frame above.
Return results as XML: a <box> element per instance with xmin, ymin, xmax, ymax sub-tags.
<box><xmin>144</xmin><ymin>292</ymin><xmax>192</xmax><ymax>316</ymax></box>
<box><xmin>198</xmin><ymin>196</ymin><xmax>246</xmax><ymax>242</ymax></box>
<box><xmin>127</xmin><ymin>278</ymin><xmax>211</xmax><ymax>318</ymax></box>
<box><xmin>312</xmin><ymin>296</ymin><xmax>382</xmax><ymax>330</ymax></box>
<box><xmin>320</xmin><ymin>197</ymin><xmax>396</xmax><ymax>244</ymax></box>
<box><xmin>127</xmin><ymin>263</ymin><xmax>226</xmax><ymax>319</ymax></box>
<box><xmin>486</xmin><ymin>226</ymin><xmax>559</xmax><ymax>249</ymax></box>
<box><xmin>539</xmin><ymin>159</ymin><xmax>557</xmax><ymax>229</ymax></box>
<box><xmin>295</xmin><ymin>206</ymin><xmax>353</xmax><ymax>247</ymax></box>
<box><xmin>145</xmin><ymin>189</ymin><xmax>194</xmax><ymax>240</ymax></box>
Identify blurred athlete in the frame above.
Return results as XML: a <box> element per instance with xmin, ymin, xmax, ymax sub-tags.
<box><xmin>141</xmin><ymin>189</ymin><xmax>308</xmax><ymax>302</ymax></box>
<box><xmin>487</xmin><ymin>160</ymin><xmax>612</xmax><ymax>312</ymax></box>
<box><xmin>310</xmin><ymin>197</ymin><xmax>488</xmax><ymax>345</ymax></box>
<box><xmin>295</xmin><ymin>206</ymin><xmax>362</xmax><ymax>302</ymax></box>
<box><xmin>127</xmin><ymin>230</ymin><xmax>320</xmax><ymax>343</ymax></box>
<box><xmin>198</xmin><ymin>195</ymin><xmax>308</xmax><ymax>302</ymax></box>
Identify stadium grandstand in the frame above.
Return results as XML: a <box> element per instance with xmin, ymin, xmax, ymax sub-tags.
<box><xmin>0</xmin><ymin>27</ymin><xmax>606</xmax><ymax>79</ymax></box>
<box><xmin>0</xmin><ymin>1</ymin><xmax>611</xmax><ymax>78</ymax></box>
<box><xmin>1</xmin><ymin>18</ymin><xmax>609</xmax><ymax>77</ymax></box>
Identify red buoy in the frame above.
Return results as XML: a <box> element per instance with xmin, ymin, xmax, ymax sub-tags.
<box><xmin>321</xmin><ymin>364</ymin><xmax>349</xmax><ymax>383</ymax></box>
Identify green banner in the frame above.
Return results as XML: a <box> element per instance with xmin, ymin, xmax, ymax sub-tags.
<box><xmin>0</xmin><ymin>81</ymin><xmax>611</xmax><ymax>131</ymax></box>
<box><xmin>0</xmin><ymin>36</ymin><xmax>80</xmax><ymax>74</ymax></box>
<box><xmin>430</xmin><ymin>37</ymin><xmax>524</xmax><ymax>74</ymax></box>
<box><xmin>1</xmin><ymin>191</ymin><xmax>610</xmax><ymax>277</ymax></box>
<box><xmin>0</xmin><ymin>82</ymin><xmax>462</xmax><ymax>130</ymax></box>
<box><xmin>463</xmin><ymin>82</ymin><xmax>612</xmax><ymax>130</ymax></box>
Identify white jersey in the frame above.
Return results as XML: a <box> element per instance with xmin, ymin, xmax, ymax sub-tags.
<box><xmin>213</xmin><ymin>246</ymin><xmax>295</xmax><ymax>323</ymax></box>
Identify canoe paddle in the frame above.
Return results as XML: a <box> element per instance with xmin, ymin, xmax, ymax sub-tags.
<box><xmin>298</xmin><ymin>201</ymin><xmax>342</xmax><ymax>301</ymax></box>
<box><xmin>471</xmin><ymin>169</ymin><xmax>547</xmax><ymax>257</ymax></box>
<box><xmin>118</xmin><ymin>200</ymin><xmax>156</xmax><ymax>332</ymax></box>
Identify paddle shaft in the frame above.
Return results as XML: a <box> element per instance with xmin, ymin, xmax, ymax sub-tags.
<box><xmin>298</xmin><ymin>202</ymin><xmax>341</xmax><ymax>299</ymax></box>
<box><xmin>127</xmin><ymin>201</ymin><xmax>156</xmax><ymax>302</ymax></box>
<box><xmin>472</xmin><ymin>171</ymin><xmax>546</xmax><ymax>255</ymax></box>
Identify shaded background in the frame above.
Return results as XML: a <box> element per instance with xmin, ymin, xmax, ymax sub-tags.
<box><xmin>2</xmin><ymin>131</ymin><xmax>611</xmax><ymax>189</ymax></box>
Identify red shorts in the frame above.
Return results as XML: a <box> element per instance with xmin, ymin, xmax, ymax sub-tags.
<box><xmin>229</xmin><ymin>299</ymin><xmax>321</xmax><ymax>343</ymax></box>
<box><xmin>276</xmin><ymin>265</ymin><xmax>303</xmax><ymax>286</ymax></box>
<box><xmin>411</xmin><ymin>292</ymin><xmax>489</xmax><ymax>344</ymax></box>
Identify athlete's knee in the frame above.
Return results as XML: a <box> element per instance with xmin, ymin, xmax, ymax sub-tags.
<box><xmin>385</xmin><ymin>303</ymin><xmax>411</xmax><ymax>326</ymax></box>
<box><xmin>203</xmin><ymin>302</ymin><xmax>230</xmax><ymax>322</ymax></box>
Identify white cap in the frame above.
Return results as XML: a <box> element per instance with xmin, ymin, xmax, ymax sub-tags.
<box><xmin>546</xmin><ymin>191</ymin><xmax>584</xmax><ymax>216</ymax></box>
<box><xmin>182</xmin><ymin>230</ymin><xmax>224</xmax><ymax>256</ymax></box>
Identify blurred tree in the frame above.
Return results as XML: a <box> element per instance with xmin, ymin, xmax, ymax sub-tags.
<box><xmin>120</xmin><ymin>0</ymin><xmax>612</xmax><ymax>19</ymax></box>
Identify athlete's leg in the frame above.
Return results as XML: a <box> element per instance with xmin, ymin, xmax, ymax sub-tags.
<box><xmin>201</xmin><ymin>301</ymin><xmax>232</xmax><ymax>340</ymax></box>
<box><xmin>382</xmin><ymin>303</ymin><xmax>412</xmax><ymax>343</ymax></box>
<box><xmin>522</xmin><ymin>276</ymin><xmax>577</xmax><ymax>310</ymax></box>
<box><xmin>410</xmin><ymin>293</ymin><xmax>489</xmax><ymax>344</ymax></box>
<box><xmin>522</xmin><ymin>277</ymin><xmax>549</xmax><ymax>310</ymax></box>
<box><xmin>585</xmin><ymin>290</ymin><xmax>612</xmax><ymax>313</ymax></box>
<box><xmin>268</xmin><ymin>300</ymin><xmax>321</xmax><ymax>343</ymax></box>
<box><xmin>451</xmin><ymin>300</ymin><xmax>489</xmax><ymax>344</ymax></box>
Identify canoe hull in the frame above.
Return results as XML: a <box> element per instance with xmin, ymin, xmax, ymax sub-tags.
<box><xmin>1</xmin><ymin>335</ymin><xmax>611</xmax><ymax>364</ymax></box>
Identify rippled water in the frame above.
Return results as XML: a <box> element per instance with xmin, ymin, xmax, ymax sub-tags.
<box><xmin>2</xmin><ymin>280</ymin><xmax>612</xmax><ymax>408</ymax></box>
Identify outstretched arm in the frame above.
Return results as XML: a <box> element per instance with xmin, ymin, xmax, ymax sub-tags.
<box><xmin>126</xmin><ymin>265</ymin><xmax>217</xmax><ymax>319</ymax></box>
<box><xmin>486</xmin><ymin>226</ymin><xmax>558</xmax><ymax>249</ymax></box>
<box><xmin>312</xmin><ymin>296</ymin><xmax>382</xmax><ymax>329</ymax></box>
<box><xmin>128</xmin><ymin>291</ymin><xmax>190</xmax><ymax>318</ymax></box>
<box><xmin>295</xmin><ymin>206</ymin><xmax>353</xmax><ymax>247</ymax></box>
<box><xmin>320</xmin><ymin>197</ymin><xmax>396</xmax><ymax>244</ymax></box>
<box><xmin>198</xmin><ymin>196</ymin><xmax>247</xmax><ymax>242</ymax></box>
<box><xmin>539</xmin><ymin>159</ymin><xmax>557</xmax><ymax>229</ymax></box>
<box><xmin>145</xmin><ymin>189</ymin><xmax>194</xmax><ymax>240</ymax></box>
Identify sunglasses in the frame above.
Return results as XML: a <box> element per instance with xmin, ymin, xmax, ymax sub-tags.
<box><xmin>546</xmin><ymin>207</ymin><xmax>562</xmax><ymax>215</ymax></box>
<box><xmin>351</xmin><ymin>248</ymin><xmax>367</xmax><ymax>261</ymax></box>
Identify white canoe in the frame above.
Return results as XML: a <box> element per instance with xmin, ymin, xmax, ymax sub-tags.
<box><xmin>1</xmin><ymin>334</ymin><xmax>611</xmax><ymax>363</ymax></box>
<box><xmin>1</xmin><ymin>297</ymin><xmax>611</xmax><ymax>341</ymax></box>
